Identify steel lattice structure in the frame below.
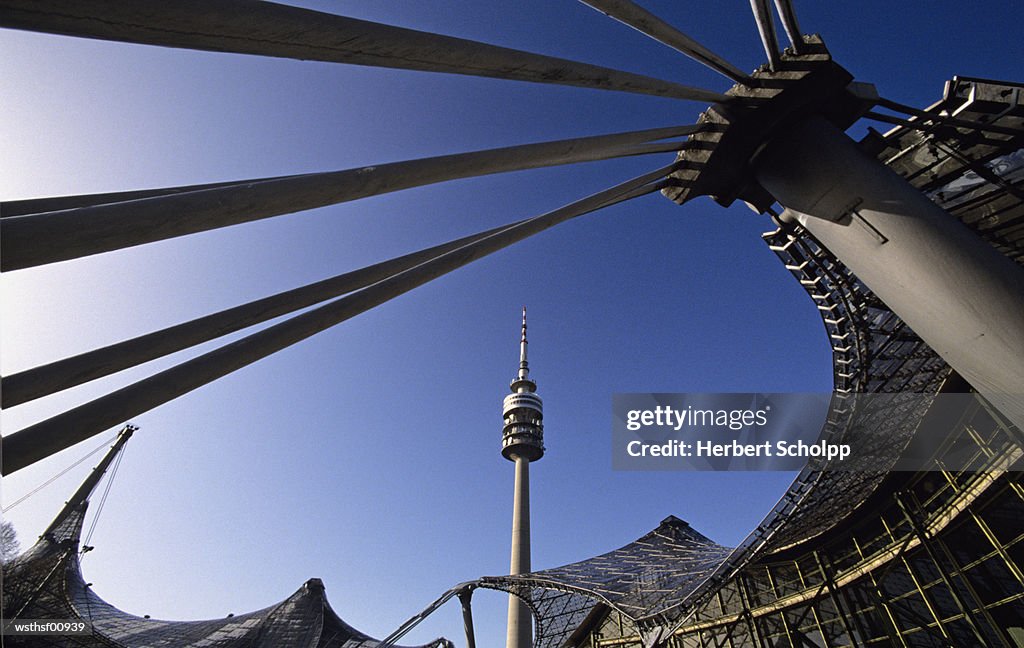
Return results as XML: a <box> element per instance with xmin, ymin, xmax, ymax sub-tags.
<box><xmin>474</xmin><ymin>75</ymin><xmax>1024</xmax><ymax>648</ymax></box>
<box><xmin>1</xmin><ymin>2</ymin><xmax>1022</xmax><ymax>648</ymax></box>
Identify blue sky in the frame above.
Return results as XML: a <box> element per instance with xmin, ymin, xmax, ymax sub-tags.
<box><xmin>2</xmin><ymin>1</ymin><xmax>1021</xmax><ymax>645</ymax></box>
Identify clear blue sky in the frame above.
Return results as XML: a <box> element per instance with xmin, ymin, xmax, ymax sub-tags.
<box><xmin>2</xmin><ymin>1</ymin><xmax>1020</xmax><ymax>645</ymax></box>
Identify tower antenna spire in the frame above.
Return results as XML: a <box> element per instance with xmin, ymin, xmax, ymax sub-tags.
<box><xmin>518</xmin><ymin>306</ymin><xmax>529</xmax><ymax>380</ymax></box>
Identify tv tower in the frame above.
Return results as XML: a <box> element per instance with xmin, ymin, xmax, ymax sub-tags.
<box><xmin>502</xmin><ymin>307</ymin><xmax>544</xmax><ymax>648</ymax></box>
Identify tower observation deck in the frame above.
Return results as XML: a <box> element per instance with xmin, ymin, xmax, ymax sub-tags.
<box><xmin>502</xmin><ymin>308</ymin><xmax>545</xmax><ymax>463</ymax></box>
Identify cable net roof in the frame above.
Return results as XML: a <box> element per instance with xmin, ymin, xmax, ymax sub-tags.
<box><xmin>877</xmin><ymin>77</ymin><xmax>1024</xmax><ymax>264</ymax></box>
<box><xmin>480</xmin><ymin>77</ymin><xmax>1023</xmax><ymax>647</ymax></box>
<box><xmin>733</xmin><ymin>75</ymin><xmax>1024</xmax><ymax>558</ymax></box>
<box><xmin>479</xmin><ymin>516</ymin><xmax>732</xmax><ymax>647</ymax></box>
<box><xmin>2</xmin><ymin>500</ymin><xmax>452</xmax><ymax>648</ymax></box>
<box><xmin>618</xmin><ymin>79</ymin><xmax>1024</xmax><ymax>637</ymax></box>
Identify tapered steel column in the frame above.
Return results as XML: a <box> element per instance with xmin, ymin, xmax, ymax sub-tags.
<box><xmin>577</xmin><ymin>0</ymin><xmax>751</xmax><ymax>83</ymax></box>
<box><xmin>0</xmin><ymin>0</ymin><xmax>728</xmax><ymax>103</ymax></box>
<box><xmin>41</xmin><ymin>424</ymin><xmax>134</xmax><ymax>537</ymax></box>
<box><xmin>2</xmin><ymin>125</ymin><xmax>693</xmax><ymax>270</ymax></box>
<box><xmin>506</xmin><ymin>454</ymin><xmax>532</xmax><ymax>648</ymax></box>
<box><xmin>748</xmin><ymin>0</ymin><xmax>781</xmax><ymax>70</ymax></box>
<box><xmin>2</xmin><ymin>221</ymin><xmax>517</xmax><ymax>407</ymax></box>
<box><xmin>458</xmin><ymin>588</ymin><xmax>477</xmax><ymax>648</ymax></box>
<box><xmin>754</xmin><ymin>116</ymin><xmax>1024</xmax><ymax>431</ymax></box>
<box><xmin>4</xmin><ymin>166</ymin><xmax>655</xmax><ymax>475</ymax></box>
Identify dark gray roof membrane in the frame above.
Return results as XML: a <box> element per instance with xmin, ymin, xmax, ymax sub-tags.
<box><xmin>2</xmin><ymin>500</ymin><xmax>451</xmax><ymax>648</ymax></box>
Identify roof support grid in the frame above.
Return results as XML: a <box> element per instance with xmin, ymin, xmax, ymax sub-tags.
<box><xmin>920</xmin><ymin>512</ymin><xmax>1014</xmax><ymax>647</ymax></box>
<box><xmin>893</xmin><ymin>494</ymin><xmax>993</xmax><ymax>646</ymax></box>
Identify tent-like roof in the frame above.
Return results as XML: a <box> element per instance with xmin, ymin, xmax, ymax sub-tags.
<box><xmin>1</xmin><ymin>463</ymin><xmax>452</xmax><ymax>648</ymax></box>
<box><xmin>478</xmin><ymin>516</ymin><xmax>732</xmax><ymax>648</ymax></box>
